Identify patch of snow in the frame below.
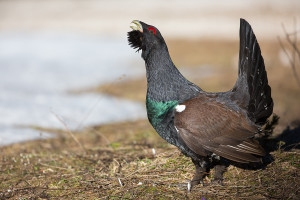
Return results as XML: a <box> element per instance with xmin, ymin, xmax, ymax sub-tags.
<box><xmin>0</xmin><ymin>33</ymin><xmax>146</xmax><ymax>146</ymax></box>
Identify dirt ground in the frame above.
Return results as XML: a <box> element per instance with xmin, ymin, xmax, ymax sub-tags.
<box><xmin>1</xmin><ymin>38</ymin><xmax>300</xmax><ymax>199</ymax></box>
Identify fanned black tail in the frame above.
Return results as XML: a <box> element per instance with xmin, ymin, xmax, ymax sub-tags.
<box><xmin>231</xmin><ymin>18</ymin><xmax>273</xmax><ymax>125</ymax></box>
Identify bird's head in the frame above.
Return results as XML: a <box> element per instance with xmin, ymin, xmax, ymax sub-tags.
<box><xmin>128</xmin><ymin>20</ymin><xmax>167</xmax><ymax>60</ymax></box>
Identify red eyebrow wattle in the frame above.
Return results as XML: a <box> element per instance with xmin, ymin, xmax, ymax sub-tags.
<box><xmin>148</xmin><ymin>27</ymin><xmax>157</xmax><ymax>35</ymax></box>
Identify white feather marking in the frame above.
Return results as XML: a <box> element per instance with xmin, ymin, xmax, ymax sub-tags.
<box><xmin>175</xmin><ymin>105</ymin><xmax>186</xmax><ymax>112</ymax></box>
<box><xmin>227</xmin><ymin>145</ymin><xmax>241</xmax><ymax>151</ymax></box>
<box><xmin>237</xmin><ymin>144</ymin><xmax>256</xmax><ymax>151</ymax></box>
<box><xmin>174</xmin><ymin>126</ymin><xmax>179</xmax><ymax>133</ymax></box>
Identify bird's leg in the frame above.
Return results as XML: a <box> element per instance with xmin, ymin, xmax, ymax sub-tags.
<box><xmin>173</xmin><ymin>158</ymin><xmax>208</xmax><ymax>191</ymax></box>
<box><xmin>212</xmin><ymin>164</ymin><xmax>227</xmax><ymax>185</ymax></box>
<box><xmin>191</xmin><ymin>159</ymin><xmax>208</xmax><ymax>188</ymax></box>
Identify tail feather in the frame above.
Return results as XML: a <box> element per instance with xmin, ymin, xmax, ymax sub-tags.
<box><xmin>214</xmin><ymin>145</ymin><xmax>261</xmax><ymax>163</ymax></box>
<box><xmin>231</xmin><ymin>18</ymin><xmax>273</xmax><ymax>125</ymax></box>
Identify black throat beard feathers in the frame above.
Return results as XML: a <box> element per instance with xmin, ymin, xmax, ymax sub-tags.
<box><xmin>127</xmin><ymin>30</ymin><xmax>143</xmax><ymax>52</ymax></box>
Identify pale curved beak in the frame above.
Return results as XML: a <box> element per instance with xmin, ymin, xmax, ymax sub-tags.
<box><xmin>130</xmin><ymin>20</ymin><xmax>143</xmax><ymax>32</ymax></box>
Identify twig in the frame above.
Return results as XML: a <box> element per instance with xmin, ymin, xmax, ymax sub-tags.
<box><xmin>278</xmin><ymin>20</ymin><xmax>300</xmax><ymax>87</ymax></box>
<box><xmin>118</xmin><ymin>178</ymin><xmax>123</xmax><ymax>187</ymax></box>
<box><xmin>286</xmin><ymin>29</ymin><xmax>300</xmax><ymax>36</ymax></box>
<box><xmin>40</xmin><ymin>163</ymin><xmax>73</xmax><ymax>171</ymax></box>
<box><xmin>75</xmin><ymin>75</ymin><xmax>126</xmax><ymax>131</ymax></box>
<box><xmin>278</xmin><ymin>37</ymin><xmax>300</xmax><ymax>86</ymax></box>
<box><xmin>75</xmin><ymin>96</ymin><xmax>103</xmax><ymax>131</ymax></box>
<box><xmin>51</xmin><ymin>110</ymin><xmax>86</xmax><ymax>152</ymax></box>
<box><xmin>282</xmin><ymin>21</ymin><xmax>300</xmax><ymax>63</ymax></box>
<box><xmin>90</xmin><ymin>127</ymin><xmax>111</xmax><ymax>145</ymax></box>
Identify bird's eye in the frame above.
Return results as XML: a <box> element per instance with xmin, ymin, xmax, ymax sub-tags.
<box><xmin>148</xmin><ymin>27</ymin><xmax>157</xmax><ymax>35</ymax></box>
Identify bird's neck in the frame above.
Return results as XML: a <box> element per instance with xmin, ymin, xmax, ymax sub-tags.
<box><xmin>144</xmin><ymin>48</ymin><xmax>201</xmax><ymax>103</ymax></box>
<box><xmin>144</xmin><ymin>48</ymin><xmax>201</xmax><ymax>129</ymax></box>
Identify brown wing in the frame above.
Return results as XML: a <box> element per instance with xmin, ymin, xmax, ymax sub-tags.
<box><xmin>174</xmin><ymin>95</ymin><xmax>265</xmax><ymax>163</ymax></box>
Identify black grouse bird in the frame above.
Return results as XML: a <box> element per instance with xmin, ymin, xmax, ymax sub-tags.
<box><xmin>127</xmin><ymin>19</ymin><xmax>273</xmax><ymax>189</ymax></box>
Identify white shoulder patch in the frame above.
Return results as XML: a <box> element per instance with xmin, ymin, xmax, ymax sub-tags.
<box><xmin>175</xmin><ymin>105</ymin><xmax>186</xmax><ymax>112</ymax></box>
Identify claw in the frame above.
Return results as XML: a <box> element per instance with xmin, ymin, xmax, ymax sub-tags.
<box><xmin>211</xmin><ymin>179</ymin><xmax>224</xmax><ymax>186</ymax></box>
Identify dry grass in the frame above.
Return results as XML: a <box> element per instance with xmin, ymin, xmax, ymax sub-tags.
<box><xmin>0</xmin><ymin>119</ymin><xmax>299</xmax><ymax>199</ymax></box>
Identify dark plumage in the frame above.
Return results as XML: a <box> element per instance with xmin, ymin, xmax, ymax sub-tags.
<box><xmin>127</xmin><ymin>19</ymin><xmax>274</xmax><ymax>189</ymax></box>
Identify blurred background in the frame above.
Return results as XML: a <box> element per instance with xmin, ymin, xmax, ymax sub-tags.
<box><xmin>0</xmin><ymin>0</ymin><xmax>299</xmax><ymax>146</ymax></box>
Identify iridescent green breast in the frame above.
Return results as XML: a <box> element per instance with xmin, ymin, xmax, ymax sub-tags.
<box><xmin>146</xmin><ymin>97</ymin><xmax>178</xmax><ymax>128</ymax></box>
